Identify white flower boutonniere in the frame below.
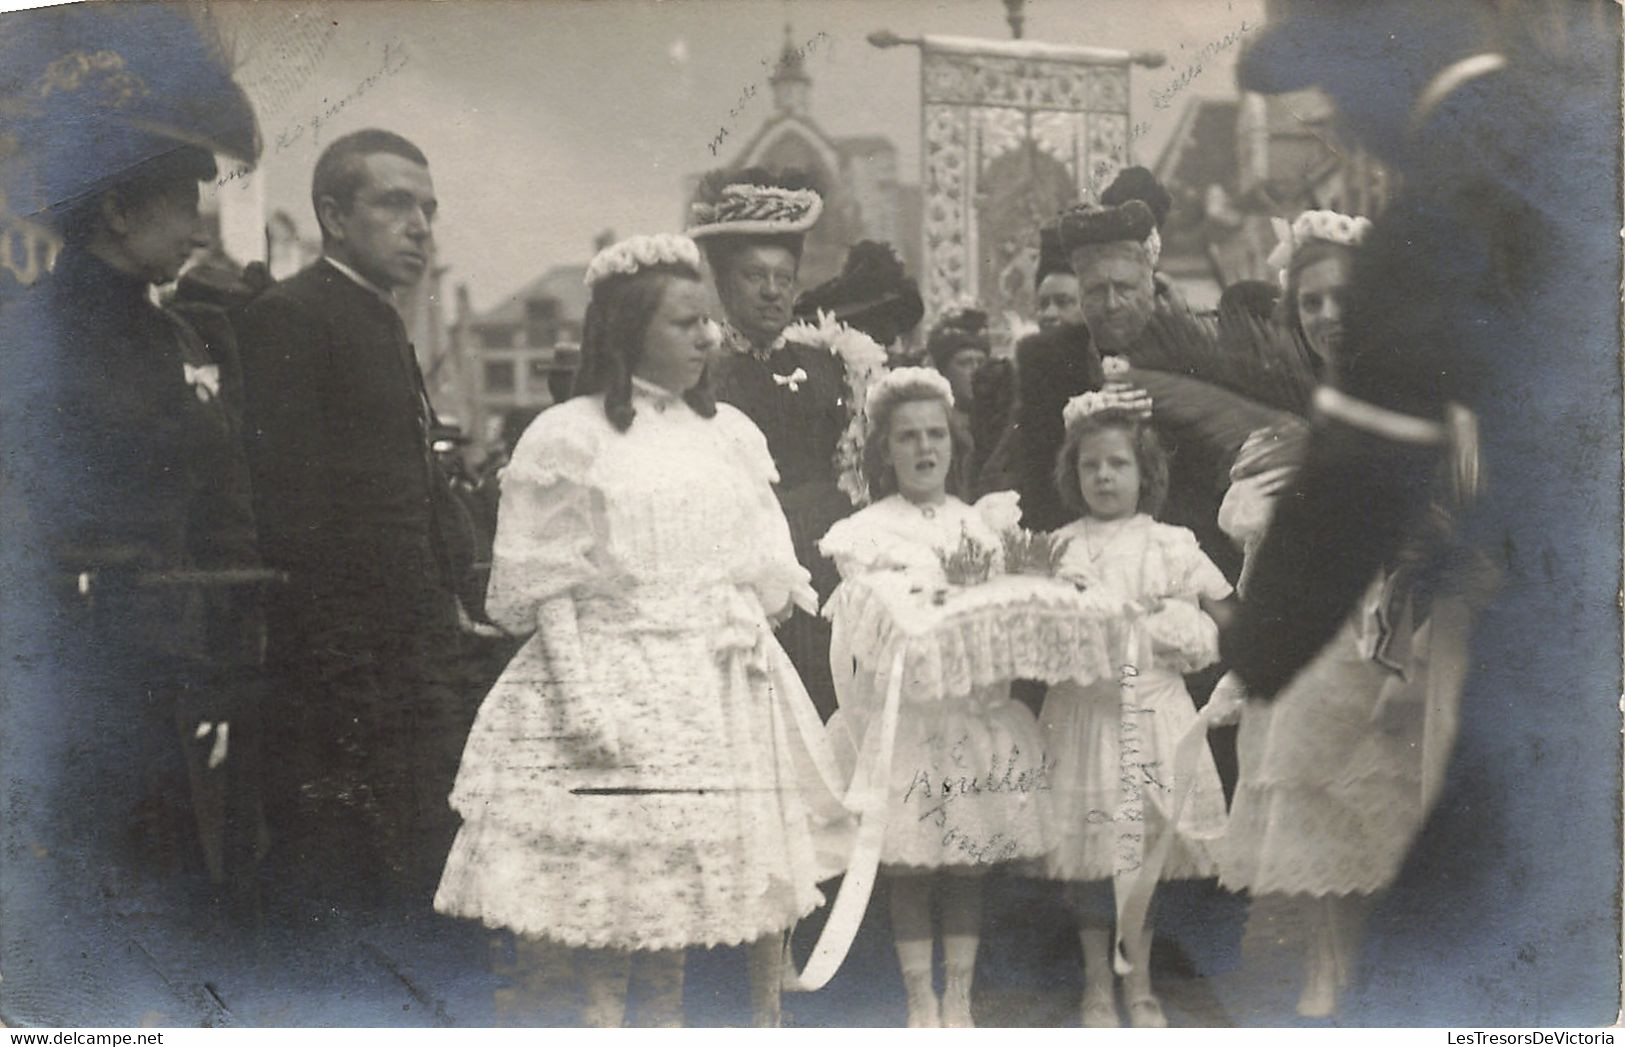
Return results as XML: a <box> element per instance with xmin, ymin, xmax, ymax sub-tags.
<box><xmin>183</xmin><ymin>362</ymin><xmax>220</xmax><ymax>403</ymax></box>
<box><xmin>772</xmin><ymin>367</ymin><xmax>809</xmax><ymax>393</ymax></box>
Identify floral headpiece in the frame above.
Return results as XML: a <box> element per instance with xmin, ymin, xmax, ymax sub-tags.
<box><xmin>779</xmin><ymin>310</ymin><xmax>890</xmax><ymax>506</ymax></box>
<box><xmin>687</xmin><ymin>184</ymin><xmax>824</xmax><ymax>240</ymax></box>
<box><xmin>1266</xmin><ymin>209</ymin><xmax>1372</xmax><ymax>289</ymax></box>
<box><xmin>585</xmin><ymin>233</ymin><xmax>701</xmax><ymax>289</ymax></box>
<box><xmin>1062</xmin><ymin>386</ymin><xmax>1153</xmax><ymax>428</ymax></box>
<box><xmin>866</xmin><ymin>366</ymin><xmax>954</xmax><ymax>417</ymax></box>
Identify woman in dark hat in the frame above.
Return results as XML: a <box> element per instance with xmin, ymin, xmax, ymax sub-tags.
<box><xmin>793</xmin><ymin>239</ymin><xmax>924</xmax><ymax>353</ymax></box>
<box><xmin>689</xmin><ymin>167</ymin><xmax>851</xmax><ymax>722</ymax></box>
<box><xmin>0</xmin><ymin>3</ymin><xmax>265</xmax><ymax>1025</ymax></box>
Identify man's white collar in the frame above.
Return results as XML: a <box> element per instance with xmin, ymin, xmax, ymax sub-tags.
<box><xmin>323</xmin><ymin>255</ymin><xmax>393</xmax><ymax>300</ymax></box>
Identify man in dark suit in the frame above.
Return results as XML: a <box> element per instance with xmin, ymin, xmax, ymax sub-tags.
<box><xmin>234</xmin><ymin>129</ymin><xmax>461</xmax><ymax>912</ymax></box>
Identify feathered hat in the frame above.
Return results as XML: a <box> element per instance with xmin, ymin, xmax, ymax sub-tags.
<box><xmin>1</xmin><ymin>4</ymin><xmax>260</xmax><ymax>216</ymax></box>
<box><xmin>687</xmin><ymin>166</ymin><xmax>823</xmax><ymax>246</ymax></box>
<box><xmin>793</xmin><ymin>240</ymin><xmax>924</xmax><ymax>343</ymax></box>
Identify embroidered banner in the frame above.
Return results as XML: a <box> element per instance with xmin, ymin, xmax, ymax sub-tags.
<box><xmin>913</xmin><ymin>35</ymin><xmax>1143</xmax><ymax>329</ymax></box>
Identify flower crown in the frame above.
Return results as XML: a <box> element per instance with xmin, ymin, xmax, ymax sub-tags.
<box><xmin>1062</xmin><ymin>386</ymin><xmax>1152</xmax><ymax>428</ymax></box>
<box><xmin>687</xmin><ymin>184</ymin><xmax>824</xmax><ymax>239</ymax></box>
<box><xmin>867</xmin><ymin>366</ymin><xmax>954</xmax><ymax>417</ymax></box>
<box><xmin>585</xmin><ymin>233</ymin><xmax>701</xmax><ymax>289</ymax></box>
<box><xmin>1266</xmin><ymin>209</ymin><xmax>1372</xmax><ymax>288</ymax></box>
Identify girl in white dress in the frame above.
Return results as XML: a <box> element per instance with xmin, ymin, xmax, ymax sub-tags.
<box><xmin>1214</xmin><ymin>210</ymin><xmax>1437</xmax><ymax>1019</ymax></box>
<box><xmin>818</xmin><ymin>368</ymin><xmax>1049</xmax><ymax>1028</ymax></box>
<box><xmin>1040</xmin><ymin>392</ymin><xmax>1233</xmax><ymax>1028</ymax></box>
<box><xmin>434</xmin><ymin>235</ymin><xmax>847</xmax><ymax>1027</ymax></box>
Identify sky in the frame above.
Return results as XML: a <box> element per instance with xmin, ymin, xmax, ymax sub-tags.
<box><xmin>205</xmin><ymin>0</ymin><xmax>1264</xmax><ymax>313</ymax></box>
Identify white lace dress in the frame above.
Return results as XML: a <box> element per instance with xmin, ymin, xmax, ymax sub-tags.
<box><xmin>434</xmin><ymin>381</ymin><xmax>847</xmax><ymax>951</ymax></box>
<box><xmin>1039</xmin><ymin>514</ymin><xmax>1231</xmax><ymax>881</ymax></box>
<box><xmin>818</xmin><ymin>494</ymin><xmax>1051</xmax><ymax>869</ymax></box>
<box><xmin>1214</xmin><ymin>469</ymin><xmax>1426</xmax><ymax>896</ymax></box>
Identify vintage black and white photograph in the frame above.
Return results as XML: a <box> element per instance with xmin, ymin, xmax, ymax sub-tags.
<box><xmin>0</xmin><ymin>0</ymin><xmax>1619</xmax><ymax>1031</ymax></box>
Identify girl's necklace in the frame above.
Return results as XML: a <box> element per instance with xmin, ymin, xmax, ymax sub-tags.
<box><xmin>1080</xmin><ymin>515</ymin><xmax>1138</xmax><ymax>563</ymax></box>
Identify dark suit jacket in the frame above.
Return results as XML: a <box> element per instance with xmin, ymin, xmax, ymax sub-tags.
<box><xmin>1014</xmin><ymin>323</ymin><xmax>1102</xmax><ymax>532</ymax></box>
<box><xmin>233</xmin><ymin>260</ymin><xmax>455</xmax><ymax>659</ymax></box>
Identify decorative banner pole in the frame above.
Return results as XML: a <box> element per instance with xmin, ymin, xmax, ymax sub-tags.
<box><xmin>869</xmin><ymin>30</ymin><xmax>1163</xmax><ymax>332</ymax></box>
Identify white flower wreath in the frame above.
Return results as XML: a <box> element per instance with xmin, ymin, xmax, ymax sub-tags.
<box><xmin>1266</xmin><ymin>209</ymin><xmax>1373</xmax><ymax>288</ymax></box>
<box><xmin>584</xmin><ymin>233</ymin><xmax>702</xmax><ymax>289</ymax></box>
<box><xmin>780</xmin><ymin>309</ymin><xmax>890</xmax><ymax>506</ymax></box>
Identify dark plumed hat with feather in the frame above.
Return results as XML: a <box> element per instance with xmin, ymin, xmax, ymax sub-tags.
<box><xmin>794</xmin><ymin>240</ymin><xmax>924</xmax><ymax>344</ymax></box>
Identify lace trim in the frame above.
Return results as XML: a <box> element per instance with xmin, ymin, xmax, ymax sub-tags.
<box><xmin>826</xmin><ymin>573</ymin><xmax>1121</xmax><ymax>703</ymax></box>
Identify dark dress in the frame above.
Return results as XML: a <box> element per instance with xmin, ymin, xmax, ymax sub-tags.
<box><xmin>233</xmin><ymin>259</ymin><xmax>462</xmax><ymax>903</ymax></box>
<box><xmin>711</xmin><ymin>336</ymin><xmax>850</xmax><ymax>721</ymax></box>
<box><xmin>0</xmin><ymin>248</ymin><xmax>268</xmax><ymax>1021</ymax></box>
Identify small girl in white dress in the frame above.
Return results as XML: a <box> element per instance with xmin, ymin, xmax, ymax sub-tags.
<box><xmin>1039</xmin><ymin>391</ymin><xmax>1233</xmax><ymax>1028</ymax></box>
<box><xmin>818</xmin><ymin>368</ymin><xmax>1049</xmax><ymax>1027</ymax></box>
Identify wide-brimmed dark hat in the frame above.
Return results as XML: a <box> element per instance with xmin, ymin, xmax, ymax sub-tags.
<box><xmin>1</xmin><ymin>4</ymin><xmax>260</xmax><ymax>215</ymax></box>
<box><xmin>793</xmin><ymin>240</ymin><xmax>923</xmax><ymax>342</ymax></box>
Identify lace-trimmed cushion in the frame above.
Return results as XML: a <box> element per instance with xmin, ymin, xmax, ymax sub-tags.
<box><xmin>829</xmin><ymin>572</ymin><xmax>1120</xmax><ymax>704</ymax></box>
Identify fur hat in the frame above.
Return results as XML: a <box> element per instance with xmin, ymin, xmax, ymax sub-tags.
<box><xmin>1057</xmin><ymin>199</ymin><xmax>1157</xmax><ymax>256</ymax></box>
<box><xmin>1100</xmin><ymin>166</ymin><xmax>1173</xmax><ymax>231</ymax></box>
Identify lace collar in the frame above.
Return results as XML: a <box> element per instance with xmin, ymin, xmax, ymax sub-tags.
<box><xmin>721</xmin><ymin>320</ymin><xmax>787</xmax><ymax>361</ymax></box>
<box><xmin>630</xmin><ymin>375</ymin><xmax>686</xmax><ymax>411</ymax></box>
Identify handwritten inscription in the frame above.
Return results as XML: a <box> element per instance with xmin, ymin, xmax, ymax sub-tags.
<box><xmin>216</xmin><ymin>39</ymin><xmax>411</xmax><ymax>187</ymax></box>
<box><xmin>707</xmin><ymin>31</ymin><xmax>831</xmax><ymax>157</ymax></box>
<box><xmin>1150</xmin><ymin>20</ymin><xmax>1256</xmax><ymax>110</ymax></box>
<box><xmin>900</xmin><ymin>738</ymin><xmax>1052</xmax><ymax>864</ymax></box>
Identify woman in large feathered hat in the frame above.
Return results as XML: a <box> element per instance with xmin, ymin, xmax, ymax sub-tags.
<box><xmin>689</xmin><ymin>166</ymin><xmax>853</xmax><ymax>726</ymax></box>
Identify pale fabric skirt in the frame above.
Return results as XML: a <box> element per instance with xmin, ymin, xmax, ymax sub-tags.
<box><xmin>434</xmin><ymin>612</ymin><xmax>831</xmax><ymax>951</ymax></box>
<box><xmin>828</xmin><ymin>684</ymin><xmax>1051</xmax><ymax>870</ymax></box>
<box><xmin>1039</xmin><ymin>672</ymin><xmax>1226</xmax><ymax>881</ymax></box>
<box><xmin>1217</xmin><ymin>621</ymin><xmax>1425</xmax><ymax>897</ymax></box>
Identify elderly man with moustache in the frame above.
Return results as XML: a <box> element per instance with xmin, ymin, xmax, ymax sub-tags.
<box><xmin>234</xmin><ymin>128</ymin><xmax>464</xmax><ymax>916</ymax></box>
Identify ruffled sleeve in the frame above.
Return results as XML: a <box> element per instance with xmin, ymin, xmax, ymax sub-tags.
<box><xmin>482</xmin><ymin>402</ymin><xmax>614</xmax><ymax>634</ymax></box>
<box><xmin>1141</xmin><ymin>524</ymin><xmax>1230</xmax><ymax>673</ymax></box>
<box><xmin>817</xmin><ymin>503</ymin><xmax>934</xmax><ymax>583</ymax></box>
<box><xmin>1159</xmin><ymin>524</ymin><xmax>1234</xmax><ymax>602</ymax></box>
<box><xmin>714</xmin><ymin>405</ymin><xmax>816</xmax><ymax>616</ymax></box>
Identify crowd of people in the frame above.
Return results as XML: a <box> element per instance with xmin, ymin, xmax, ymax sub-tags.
<box><xmin>0</xmin><ymin>0</ymin><xmax>1617</xmax><ymax>1031</ymax></box>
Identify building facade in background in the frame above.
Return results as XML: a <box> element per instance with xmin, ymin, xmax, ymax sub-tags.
<box><xmin>683</xmin><ymin>27</ymin><xmax>922</xmax><ymax>293</ymax></box>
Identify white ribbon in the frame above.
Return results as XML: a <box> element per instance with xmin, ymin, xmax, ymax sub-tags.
<box><xmin>782</xmin><ymin>635</ymin><xmax>902</xmax><ymax>992</ymax></box>
<box><xmin>772</xmin><ymin>367</ymin><xmax>809</xmax><ymax>393</ymax></box>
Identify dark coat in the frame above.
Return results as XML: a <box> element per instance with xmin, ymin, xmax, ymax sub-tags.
<box><xmin>233</xmin><ymin>259</ymin><xmax>458</xmax><ymax>662</ymax></box>
<box><xmin>1014</xmin><ymin>323</ymin><xmax>1102</xmax><ymax>532</ymax></box>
